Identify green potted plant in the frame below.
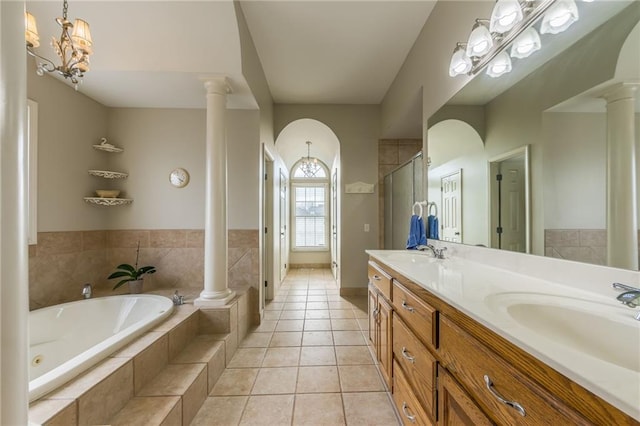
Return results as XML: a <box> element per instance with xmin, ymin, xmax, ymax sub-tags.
<box><xmin>108</xmin><ymin>242</ymin><xmax>156</xmax><ymax>294</ymax></box>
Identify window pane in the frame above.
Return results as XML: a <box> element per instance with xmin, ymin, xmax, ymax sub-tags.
<box><xmin>293</xmin><ymin>184</ymin><xmax>328</xmax><ymax>248</ymax></box>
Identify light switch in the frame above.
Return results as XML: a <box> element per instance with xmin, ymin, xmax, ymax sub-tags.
<box><xmin>364</xmin><ymin>224</ymin><xmax>370</xmax><ymax>232</ymax></box>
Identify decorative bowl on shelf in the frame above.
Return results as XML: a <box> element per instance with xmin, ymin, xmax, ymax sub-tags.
<box><xmin>95</xmin><ymin>189</ymin><xmax>121</xmax><ymax>198</ymax></box>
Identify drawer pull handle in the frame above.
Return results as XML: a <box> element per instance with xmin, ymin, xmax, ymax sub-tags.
<box><xmin>372</xmin><ymin>274</ymin><xmax>382</xmax><ymax>281</ymax></box>
<box><xmin>401</xmin><ymin>402</ymin><xmax>416</xmax><ymax>423</ymax></box>
<box><xmin>401</xmin><ymin>347</ymin><xmax>415</xmax><ymax>363</ymax></box>
<box><xmin>484</xmin><ymin>375</ymin><xmax>526</xmax><ymax>417</ymax></box>
<box><xmin>401</xmin><ymin>300</ymin><xmax>415</xmax><ymax>313</ymax></box>
<box><xmin>373</xmin><ymin>308</ymin><xmax>379</xmax><ymax>319</ymax></box>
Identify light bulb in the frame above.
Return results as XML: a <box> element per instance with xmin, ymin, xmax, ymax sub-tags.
<box><xmin>510</xmin><ymin>27</ymin><xmax>541</xmax><ymax>59</ymax></box>
<box><xmin>449</xmin><ymin>45</ymin><xmax>472</xmax><ymax>77</ymax></box>
<box><xmin>490</xmin><ymin>0</ymin><xmax>524</xmax><ymax>33</ymax></box>
<box><xmin>486</xmin><ymin>51</ymin><xmax>512</xmax><ymax>78</ymax></box>
<box><xmin>466</xmin><ymin>21</ymin><xmax>493</xmax><ymax>57</ymax></box>
<box><xmin>541</xmin><ymin>0</ymin><xmax>579</xmax><ymax>34</ymax></box>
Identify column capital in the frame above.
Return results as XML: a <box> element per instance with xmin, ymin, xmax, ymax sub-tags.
<box><xmin>598</xmin><ymin>81</ymin><xmax>639</xmax><ymax>103</ymax></box>
<box><xmin>201</xmin><ymin>76</ymin><xmax>232</xmax><ymax>95</ymax></box>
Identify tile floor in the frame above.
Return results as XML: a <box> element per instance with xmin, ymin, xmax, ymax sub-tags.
<box><xmin>191</xmin><ymin>268</ymin><xmax>400</xmax><ymax>425</ymax></box>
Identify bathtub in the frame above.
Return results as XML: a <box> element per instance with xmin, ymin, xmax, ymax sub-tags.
<box><xmin>29</xmin><ymin>294</ymin><xmax>173</xmax><ymax>402</ymax></box>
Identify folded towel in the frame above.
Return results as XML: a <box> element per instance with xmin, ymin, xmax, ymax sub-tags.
<box><xmin>427</xmin><ymin>215</ymin><xmax>439</xmax><ymax>240</ymax></box>
<box><xmin>406</xmin><ymin>215</ymin><xmax>427</xmax><ymax>249</ymax></box>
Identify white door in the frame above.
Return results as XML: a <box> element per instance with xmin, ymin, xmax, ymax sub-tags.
<box><xmin>441</xmin><ymin>170</ymin><xmax>462</xmax><ymax>243</ymax></box>
<box><xmin>331</xmin><ymin>170</ymin><xmax>339</xmax><ymax>281</ymax></box>
<box><xmin>262</xmin><ymin>154</ymin><xmax>274</xmax><ymax>302</ymax></box>
<box><xmin>279</xmin><ymin>170</ymin><xmax>288</xmax><ymax>283</ymax></box>
<box><xmin>496</xmin><ymin>158</ymin><xmax>526</xmax><ymax>252</ymax></box>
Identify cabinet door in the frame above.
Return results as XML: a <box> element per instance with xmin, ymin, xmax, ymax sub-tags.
<box><xmin>438</xmin><ymin>366</ymin><xmax>493</xmax><ymax>426</ymax></box>
<box><xmin>368</xmin><ymin>286</ymin><xmax>378</xmax><ymax>348</ymax></box>
<box><xmin>378</xmin><ymin>295</ymin><xmax>393</xmax><ymax>391</ymax></box>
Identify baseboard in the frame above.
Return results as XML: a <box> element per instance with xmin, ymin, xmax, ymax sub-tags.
<box><xmin>289</xmin><ymin>263</ymin><xmax>331</xmax><ymax>269</ymax></box>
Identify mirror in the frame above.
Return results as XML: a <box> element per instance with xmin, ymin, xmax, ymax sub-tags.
<box><xmin>426</xmin><ymin>1</ymin><xmax>640</xmax><ymax>269</ymax></box>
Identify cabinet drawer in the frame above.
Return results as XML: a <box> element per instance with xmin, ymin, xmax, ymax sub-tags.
<box><xmin>439</xmin><ymin>316</ymin><xmax>590</xmax><ymax>425</ymax></box>
<box><xmin>392</xmin><ymin>360</ymin><xmax>433</xmax><ymax>426</ymax></box>
<box><xmin>368</xmin><ymin>262</ymin><xmax>392</xmax><ymax>300</ymax></box>
<box><xmin>393</xmin><ymin>280</ymin><xmax>437</xmax><ymax>349</ymax></box>
<box><xmin>393</xmin><ymin>314</ymin><xmax>436</xmax><ymax>420</ymax></box>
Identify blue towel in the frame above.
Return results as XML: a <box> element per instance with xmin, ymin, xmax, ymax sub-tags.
<box><xmin>427</xmin><ymin>215</ymin><xmax>439</xmax><ymax>240</ymax></box>
<box><xmin>406</xmin><ymin>215</ymin><xmax>427</xmax><ymax>249</ymax></box>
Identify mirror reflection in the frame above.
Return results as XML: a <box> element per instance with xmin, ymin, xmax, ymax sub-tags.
<box><xmin>426</xmin><ymin>1</ymin><xmax>640</xmax><ymax>270</ymax></box>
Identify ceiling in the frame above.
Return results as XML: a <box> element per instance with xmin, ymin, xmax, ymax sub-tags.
<box><xmin>25</xmin><ymin>0</ymin><xmax>436</xmax><ymax>109</ymax></box>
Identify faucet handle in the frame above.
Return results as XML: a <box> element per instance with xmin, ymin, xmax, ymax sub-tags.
<box><xmin>616</xmin><ymin>291</ymin><xmax>640</xmax><ymax>308</ymax></box>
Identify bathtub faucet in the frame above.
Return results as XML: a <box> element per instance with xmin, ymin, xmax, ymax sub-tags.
<box><xmin>82</xmin><ymin>283</ymin><xmax>92</xmax><ymax>299</ymax></box>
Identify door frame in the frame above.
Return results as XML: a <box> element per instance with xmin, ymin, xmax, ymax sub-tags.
<box><xmin>488</xmin><ymin>145</ymin><xmax>531</xmax><ymax>253</ymax></box>
<box><xmin>440</xmin><ymin>169</ymin><xmax>462</xmax><ymax>243</ymax></box>
<box><xmin>262</xmin><ymin>145</ymin><xmax>274</xmax><ymax>304</ymax></box>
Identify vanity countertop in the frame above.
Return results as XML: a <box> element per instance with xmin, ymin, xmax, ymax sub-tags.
<box><xmin>366</xmin><ymin>249</ymin><xmax>640</xmax><ymax>421</ymax></box>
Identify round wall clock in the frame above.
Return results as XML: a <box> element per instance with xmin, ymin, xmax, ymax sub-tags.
<box><xmin>169</xmin><ymin>168</ymin><xmax>190</xmax><ymax>188</ymax></box>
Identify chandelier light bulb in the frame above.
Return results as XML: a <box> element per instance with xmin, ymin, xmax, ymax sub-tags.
<box><xmin>486</xmin><ymin>51</ymin><xmax>512</xmax><ymax>78</ymax></box>
<box><xmin>466</xmin><ymin>21</ymin><xmax>493</xmax><ymax>57</ymax></box>
<box><xmin>510</xmin><ymin>27</ymin><xmax>541</xmax><ymax>58</ymax></box>
<box><xmin>541</xmin><ymin>0</ymin><xmax>579</xmax><ymax>34</ymax></box>
<box><xmin>489</xmin><ymin>0</ymin><xmax>524</xmax><ymax>33</ymax></box>
<box><xmin>449</xmin><ymin>44</ymin><xmax>472</xmax><ymax>77</ymax></box>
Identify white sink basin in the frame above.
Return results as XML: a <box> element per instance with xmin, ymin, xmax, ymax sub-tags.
<box><xmin>485</xmin><ymin>292</ymin><xmax>640</xmax><ymax>372</ymax></box>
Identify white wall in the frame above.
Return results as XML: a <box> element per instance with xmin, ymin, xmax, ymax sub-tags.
<box><xmin>428</xmin><ymin>120</ymin><xmax>488</xmax><ymax>246</ymax></box>
<box><xmin>275</xmin><ymin>105</ymin><xmax>380</xmax><ymax>289</ymax></box>
<box><xmin>27</xmin><ymin>60</ymin><xmax>109</xmax><ymax>232</ymax></box>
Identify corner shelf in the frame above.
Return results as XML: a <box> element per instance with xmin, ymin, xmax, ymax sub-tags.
<box><xmin>84</xmin><ymin>197</ymin><xmax>133</xmax><ymax>206</ymax></box>
<box><xmin>88</xmin><ymin>169</ymin><xmax>129</xmax><ymax>179</ymax></box>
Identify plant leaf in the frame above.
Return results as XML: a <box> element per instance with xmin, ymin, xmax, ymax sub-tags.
<box><xmin>138</xmin><ymin>266</ymin><xmax>156</xmax><ymax>275</ymax></box>
<box><xmin>116</xmin><ymin>264</ymin><xmax>136</xmax><ymax>273</ymax></box>
<box><xmin>112</xmin><ymin>278</ymin><xmax>134</xmax><ymax>290</ymax></box>
<box><xmin>108</xmin><ymin>271</ymin><xmax>132</xmax><ymax>279</ymax></box>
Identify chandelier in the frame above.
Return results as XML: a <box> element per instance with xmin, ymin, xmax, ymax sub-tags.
<box><xmin>300</xmin><ymin>141</ymin><xmax>322</xmax><ymax>178</ymax></box>
<box><xmin>25</xmin><ymin>0</ymin><xmax>93</xmax><ymax>88</ymax></box>
<box><xmin>449</xmin><ymin>0</ymin><xmax>587</xmax><ymax>79</ymax></box>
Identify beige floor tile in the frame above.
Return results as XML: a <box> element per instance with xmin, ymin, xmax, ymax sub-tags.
<box><xmin>352</xmin><ymin>309</ymin><xmax>369</xmax><ymax>319</ymax></box>
<box><xmin>293</xmin><ymin>393</ymin><xmax>346</xmax><ymax>426</ymax></box>
<box><xmin>304</xmin><ymin>319</ymin><xmax>332</xmax><ymax>331</ymax></box>
<box><xmin>356</xmin><ymin>317</ymin><xmax>369</xmax><ymax>331</ymax></box>
<box><xmin>330</xmin><ymin>309</ymin><xmax>356</xmax><ymax>319</ymax></box>
<box><xmin>280</xmin><ymin>310</ymin><xmax>306</xmax><ymax>320</ymax></box>
<box><xmin>210</xmin><ymin>368</ymin><xmax>259</xmax><ymax>396</ymax></box>
<box><xmin>270</xmin><ymin>332</ymin><xmax>303</xmax><ymax>347</ymax></box>
<box><xmin>306</xmin><ymin>295</ymin><xmax>327</xmax><ymax>302</ymax></box>
<box><xmin>286</xmin><ymin>295</ymin><xmax>308</xmax><ymax>302</ymax></box>
<box><xmin>251</xmin><ymin>367</ymin><xmax>298</xmax><ymax>394</ymax></box>
<box><xmin>109</xmin><ymin>396</ymin><xmax>180</xmax><ymax>426</ymax></box>
<box><xmin>333</xmin><ymin>330</ymin><xmax>366</xmax><ymax>346</ymax></box>
<box><xmin>296</xmin><ymin>366</ymin><xmax>340</xmax><ymax>393</ymax></box>
<box><xmin>227</xmin><ymin>348</ymin><xmax>267</xmax><ymax>368</ymax></box>
<box><xmin>305</xmin><ymin>310</ymin><xmax>330</xmax><ymax>319</ymax></box>
<box><xmin>251</xmin><ymin>320</ymin><xmax>277</xmax><ymax>333</ymax></box>
<box><xmin>306</xmin><ymin>301</ymin><xmax>330</xmax><ymax>310</ymax></box>
<box><xmin>335</xmin><ymin>346</ymin><xmax>375</xmax><ymax>365</ymax></box>
<box><xmin>343</xmin><ymin>392</ymin><xmax>399</xmax><ymax>425</ymax></box>
<box><xmin>283</xmin><ymin>302</ymin><xmax>307</xmax><ymax>310</ymax></box>
<box><xmin>263</xmin><ymin>311</ymin><xmax>281</xmax><ymax>321</ymax></box>
<box><xmin>302</xmin><ymin>331</ymin><xmax>334</xmax><ymax>346</ymax></box>
<box><xmin>265</xmin><ymin>302</ymin><xmax>285</xmax><ymax>311</ymax></box>
<box><xmin>299</xmin><ymin>346</ymin><xmax>336</xmax><ymax>366</ymax></box>
<box><xmin>307</xmin><ymin>289</ymin><xmax>328</xmax><ymax>294</ymax></box>
<box><xmin>328</xmin><ymin>301</ymin><xmax>353</xmax><ymax>310</ymax></box>
<box><xmin>239</xmin><ymin>394</ymin><xmax>295</xmax><ymax>425</ymax></box>
<box><xmin>239</xmin><ymin>332</ymin><xmax>272</xmax><ymax>348</ymax></box>
<box><xmin>331</xmin><ymin>319</ymin><xmax>360</xmax><ymax>331</ymax></box>
<box><xmin>275</xmin><ymin>319</ymin><xmax>305</xmax><ymax>332</ymax></box>
<box><xmin>262</xmin><ymin>347</ymin><xmax>301</xmax><ymax>367</ymax></box>
<box><xmin>289</xmin><ymin>289</ymin><xmax>308</xmax><ymax>295</ymax></box>
<box><xmin>338</xmin><ymin>365</ymin><xmax>384</xmax><ymax>392</ymax></box>
<box><xmin>192</xmin><ymin>396</ymin><xmax>248</xmax><ymax>426</ymax></box>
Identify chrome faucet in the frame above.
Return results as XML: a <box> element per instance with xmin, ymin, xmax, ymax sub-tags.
<box><xmin>173</xmin><ymin>290</ymin><xmax>184</xmax><ymax>306</ymax></box>
<box><xmin>613</xmin><ymin>283</ymin><xmax>640</xmax><ymax>320</ymax></box>
<box><xmin>82</xmin><ymin>283</ymin><xmax>92</xmax><ymax>299</ymax></box>
<box><xmin>417</xmin><ymin>244</ymin><xmax>447</xmax><ymax>259</ymax></box>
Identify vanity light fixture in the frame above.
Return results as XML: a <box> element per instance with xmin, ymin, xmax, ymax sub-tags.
<box><xmin>25</xmin><ymin>0</ymin><xmax>93</xmax><ymax>88</ymax></box>
<box><xmin>466</xmin><ymin>20</ymin><xmax>494</xmax><ymax>58</ymax></box>
<box><xmin>486</xmin><ymin>51</ymin><xmax>513</xmax><ymax>77</ymax></box>
<box><xmin>510</xmin><ymin>27</ymin><xmax>541</xmax><ymax>58</ymax></box>
<box><xmin>540</xmin><ymin>0</ymin><xmax>579</xmax><ymax>34</ymax></box>
<box><xmin>489</xmin><ymin>0</ymin><xmax>525</xmax><ymax>33</ymax></box>
<box><xmin>300</xmin><ymin>141</ymin><xmax>321</xmax><ymax>178</ymax></box>
<box><xmin>449</xmin><ymin>0</ymin><xmax>590</xmax><ymax>78</ymax></box>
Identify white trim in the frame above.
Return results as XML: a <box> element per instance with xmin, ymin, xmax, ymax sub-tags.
<box><xmin>291</xmin><ymin>181</ymin><xmax>330</xmax><ymax>252</ymax></box>
<box><xmin>27</xmin><ymin>99</ymin><xmax>38</xmax><ymax>245</ymax></box>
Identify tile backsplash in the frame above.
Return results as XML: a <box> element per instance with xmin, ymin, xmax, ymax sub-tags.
<box><xmin>29</xmin><ymin>229</ymin><xmax>259</xmax><ymax>310</ymax></box>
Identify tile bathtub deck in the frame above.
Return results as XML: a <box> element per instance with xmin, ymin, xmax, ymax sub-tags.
<box><xmin>191</xmin><ymin>268</ymin><xmax>400</xmax><ymax>425</ymax></box>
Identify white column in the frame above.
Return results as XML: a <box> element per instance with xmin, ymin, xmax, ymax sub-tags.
<box><xmin>195</xmin><ymin>78</ymin><xmax>236</xmax><ymax>307</ymax></box>
<box><xmin>1</xmin><ymin>1</ymin><xmax>30</xmax><ymax>423</ymax></box>
<box><xmin>603</xmin><ymin>83</ymin><xmax>638</xmax><ymax>270</ymax></box>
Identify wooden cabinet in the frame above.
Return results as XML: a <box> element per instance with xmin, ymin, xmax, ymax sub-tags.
<box><xmin>366</xmin><ymin>256</ymin><xmax>636</xmax><ymax>426</ymax></box>
<box><xmin>368</xmin><ymin>262</ymin><xmax>393</xmax><ymax>390</ymax></box>
<box><xmin>437</xmin><ymin>365</ymin><xmax>493</xmax><ymax>426</ymax></box>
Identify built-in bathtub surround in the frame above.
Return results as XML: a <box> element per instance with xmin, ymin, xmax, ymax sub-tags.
<box><xmin>378</xmin><ymin>139</ymin><xmax>422</xmax><ymax>248</ymax></box>
<box><xmin>545</xmin><ymin>229</ymin><xmax>640</xmax><ymax>266</ymax></box>
<box><xmin>29</xmin><ymin>229</ymin><xmax>259</xmax><ymax>310</ymax></box>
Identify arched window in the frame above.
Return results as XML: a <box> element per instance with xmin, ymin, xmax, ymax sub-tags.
<box><xmin>291</xmin><ymin>159</ymin><xmax>330</xmax><ymax>250</ymax></box>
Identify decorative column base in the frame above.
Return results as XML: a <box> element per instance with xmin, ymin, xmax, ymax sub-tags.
<box><xmin>194</xmin><ymin>289</ymin><xmax>236</xmax><ymax>307</ymax></box>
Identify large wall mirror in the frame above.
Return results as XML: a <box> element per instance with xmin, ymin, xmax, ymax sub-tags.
<box><xmin>426</xmin><ymin>1</ymin><xmax>640</xmax><ymax>270</ymax></box>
